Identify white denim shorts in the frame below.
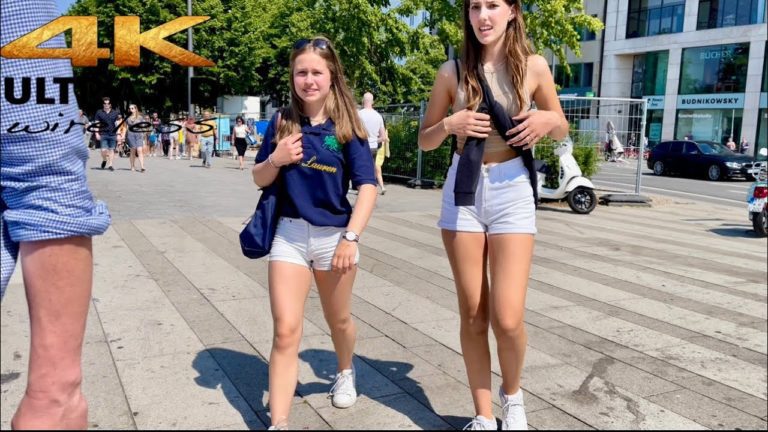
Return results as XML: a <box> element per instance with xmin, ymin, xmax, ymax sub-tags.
<box><xmin>438</xmin><ymin>153</ymin><xmax>536</xmax><ymax>234</ymax></box>
<box><xmin>269</xmin><ymin>217</ymin><xmax>359</xmax><ymax>271</ymax></box>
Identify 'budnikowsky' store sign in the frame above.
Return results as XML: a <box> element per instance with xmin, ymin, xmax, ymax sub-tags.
<box><xmin>677</xmin><ymin>93</ymin><xmax>745</xmax><ymax>109</ymax></box>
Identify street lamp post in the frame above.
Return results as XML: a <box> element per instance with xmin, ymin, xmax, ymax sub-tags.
<box><xmin>187</xmin><ymin>0</ymin><xmax>193</xmax><ymax>118</ymax></box>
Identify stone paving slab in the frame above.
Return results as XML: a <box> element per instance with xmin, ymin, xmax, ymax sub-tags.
<box><xmin>1</xmin><ymin>155</ymin><xmax>766</xmax><ymax>430</ymax></box>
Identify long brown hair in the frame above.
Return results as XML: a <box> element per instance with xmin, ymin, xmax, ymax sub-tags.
<box><xmin>276</xmin><ymin>36</ymin><xmax>367</xmax><ymax>145</ymax></box>
<box><xmin>461</xmin><ymin>0</ymin><xmax>533</xmax><ymax>113</ymax></box>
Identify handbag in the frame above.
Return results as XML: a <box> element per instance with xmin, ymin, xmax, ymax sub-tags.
<box><xmin>239</xmin><ymin>179</ymin><xmax>281</xmax><ymax>259</ymax></box>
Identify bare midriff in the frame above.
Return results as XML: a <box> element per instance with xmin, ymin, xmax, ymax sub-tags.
<box><xmin>453</xmin><ymin>61</ymin><xmax>529</xmax><ymax>164</ymax></box>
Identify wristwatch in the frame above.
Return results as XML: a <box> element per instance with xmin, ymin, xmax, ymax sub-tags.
<box><xmin>342</xmin><ymin>231</ymin><xmax>360</xmax><ymax>243</ymax></box>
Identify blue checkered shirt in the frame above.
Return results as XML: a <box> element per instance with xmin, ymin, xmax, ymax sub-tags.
<box><xmin>1</xmin><ymin>0</ymin><xmax>111</xmax><ymax>296</ymax></box>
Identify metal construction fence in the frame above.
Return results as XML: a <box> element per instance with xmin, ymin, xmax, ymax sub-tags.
<box><xmin>211</xmin><ymin>97</ymin><xmax>648</xmax><ymax>194</ymax></box>
<box><xmin>378</xmin><ymin>97</ymin><xmax>647</xmax><ymax>193</ymax></box>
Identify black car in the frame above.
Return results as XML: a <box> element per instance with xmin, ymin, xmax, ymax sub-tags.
<box><xmin>647</xmin><ymin>140</ymin><xmax>758</xmax><ymax>181</ymax></box>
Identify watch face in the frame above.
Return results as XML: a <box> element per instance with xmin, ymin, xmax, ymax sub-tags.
<box><xmin>344</xmin><ymin>231</ymin><xmax>357</xmax><ymax>241</ymax></box>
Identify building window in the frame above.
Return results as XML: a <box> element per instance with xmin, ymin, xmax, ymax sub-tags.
<box><xmin>757</xmin><ymin>109</ymin><xmax>768</xmax><ymax>155</ymax></box>
<box><xmin>675</xmin><ymin>109</ymin><xmax>743</xmax><ymax>145</ymax></box>
<box><xmin>626</xmin><ymin>0</ymin><xmax>685</xmax><ymax>38</ymax></box>
<box><xmin>763</xmin><ymin>45</ymin><xmax>768</xmax><ymax>93</ymax></box>
<box><xmin>679</xmin><ymin>43</ymin><xmax>750</xmax><ymax>95</ymax></box>
<box><xmin>631</xmin><ymin>51</ymin><xmax>669</xmax><ymax>98</ymax></box>
<box><xmin>555</xmin><ymin>63</ymin><xmax>594</xmax><ymax>90</ymax></box>
<box><xmin>579</xmin><ymin>14</ymin><xmax>598</xmax><ymax>41</ymax></box>
<box><xmin>697</xmin><ymin>0</ymin><xmax>766</xmax><ymax>30</ymax></box>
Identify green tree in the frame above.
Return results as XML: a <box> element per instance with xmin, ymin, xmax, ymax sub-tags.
<box><xmin>398</xmin><ymin>0</ymin><xmax>603</xmax><ymax>75</ymax></box>
<box><xmin>67</xmin><ymin>0</ymin><xmax>603</xmax><ymax>115</ymax></box>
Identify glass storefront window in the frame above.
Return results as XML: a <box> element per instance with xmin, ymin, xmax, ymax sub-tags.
<box><xmin>675</xmin><ymin>109</ymin><xmax>743</xmax><ymax>145</ymax></box>
<box><xmin>555</xmin><ymin>63</ymin><xmax>594</xmax><ymax>90</ymax></box>
<box><xmin>697</xmin><ymin>0</ymin><xmax>766</xmax><ymax>29</ymax></box>
<box><xmin>645</xmin><ymin>110</ymin><xmax>665</xmax><ymax>147</ymax></box>
<box><xmin>627</xmin><ymin>0</ymin><xmax>685</xmax><ymax>38</ymax></box>
<box><xmin>763</xmin><ymin>45</ymin><xmax>768</xmax><ymax>93</ymax></box>
<box><xmin>757</xmin><ymin>109</ymin><xmax>767</xmax><ymax>156</ymax></box>
<box><xmin>679</xmin><ymin>44</ymin><xmax>749</xmax><ymax>94</ymax></box>
<box><xmin>632</xmin><ymin>51</ymin><xmax>669</xmax><ymax>98</ymax></box>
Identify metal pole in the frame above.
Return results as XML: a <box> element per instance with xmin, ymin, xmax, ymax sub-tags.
<box><xmin>636</xmin><ymin>99</ymin><xmax>647</xmax><ymax>195</ymax></box>
<box><xmin>187</xmin><ymin>0</ymin><xmax>193</xmax><ymax>118</ymax></box>
<box><xmin>416</xmin><ymin>100</ymin><xmax>425</xmax><ymax>184</ymax></box>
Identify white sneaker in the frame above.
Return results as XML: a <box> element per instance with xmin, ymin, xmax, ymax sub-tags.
<box><xmin>499</xmin><ymin>388</ymin><xmax>527</xmax><ymax>430</ymax></box>
<box><xmin>463</xmin><ymin>415</ymin><xmax>497</xmax><ymax>430</ymax></box>
<box><xmin>329</xmin><ymin>368</ymin><xmax>357</xmax><ymax>408</ymax></box>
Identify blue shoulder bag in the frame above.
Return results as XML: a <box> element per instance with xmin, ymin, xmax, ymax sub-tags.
<box><xmin>239</xmin><ymin>178</ymin><xmax>281</xmax><ymax>259</ymax></box>
<box><xmin>239</xmin><ymin>111</ymin><xmax>282</xmax><ymax>259</ymax></box>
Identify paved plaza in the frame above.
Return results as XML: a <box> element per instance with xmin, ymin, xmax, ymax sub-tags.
<box><xmin>1</xmin><ymin>151</ymin><xmax>767</xmax><ymax>430</ymax></box>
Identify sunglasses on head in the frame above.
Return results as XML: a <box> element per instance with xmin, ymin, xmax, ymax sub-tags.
<box><xmin>293</xmin><ymin>38</ymin><xmax>330</xmax><ymax>51</ymax></box>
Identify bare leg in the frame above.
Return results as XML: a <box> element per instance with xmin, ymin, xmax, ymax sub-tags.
<box><xmin>11</xmin><ymin>237</ymin><xmax>92</xmax><ymax>430</ymax></box>
<box><xmin>442</xmin><ymin>230</ymin><xmax>492</xmax><ymax>418</ymax></box>
<box><xmin>488</xmin><ymin>234</ymin><xmax>534</xmax><ymax>395</ymax></box>
<box><xmin>314</xmin><ymin>268</ymin><xmax>357</xmax><ymax>372</ymax></box>
<box><xmin>268</xmin><ymin>261</ymin><xmax>312</xmax><ymax>427</ymax></box>
<box><xmin>137</xmin><ymin>148</ymin><xmax>145</xmax><ymax>170</ymax></box>
<box><xmin>374</xmin><ymin>165</ymin><xmax>385</xmax><ymax>190</ymax></box>
<box><xmin>129</xmin><ymin>148</ymin><xmax>136</xmax><ymax>170</ymax></box>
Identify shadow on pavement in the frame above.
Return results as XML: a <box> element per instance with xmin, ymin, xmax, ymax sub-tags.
<box><xmin>709</xmin><ymin>226</ymin><xmax>764</xmax><ymax>238</ymax></box>
<box><xmin>298</xmin><ymin>348</ymin><xmax>443</xmax><ymax>430</ymax></box>
<box><xmin>192</xmin><ymin>348</ymin><xmax>269</xmax><ymax>430</ymax></box>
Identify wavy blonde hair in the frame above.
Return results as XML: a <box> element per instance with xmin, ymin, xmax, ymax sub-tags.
<box><xmin>276</xmin><ymin>36</ymin><xmax>367</xmax><ymax>145</ymax></box>
<box><xmin>461</xmin><ymin>0</ymin><xmax>533</xmax><ymax>113</ymax></box>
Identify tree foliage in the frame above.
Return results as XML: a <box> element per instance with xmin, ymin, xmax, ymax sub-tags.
<box><xmin>67</xmin><ymin>0</ymin><xmax>602</xmax><ymax>115</ymax></box>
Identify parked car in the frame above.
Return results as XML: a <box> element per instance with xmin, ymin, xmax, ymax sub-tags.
<box><xmin>647</xmin><ymin>140</ymin><xmax>759</xmax><ymax>181</ymax></box>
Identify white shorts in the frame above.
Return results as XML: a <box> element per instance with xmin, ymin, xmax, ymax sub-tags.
<box><xmin>438</xmin><ymin>153</ymin><xmax>536</xmax><ymax>235</ymax></box>
<box><xmin>269</xmin><ymin>217</ymin><xmax>359</xmax><ymax>271</ymax></box>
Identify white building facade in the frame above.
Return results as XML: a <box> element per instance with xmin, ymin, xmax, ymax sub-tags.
<box><xmin>598</xmin><ymin>0</ymin><xmax>767</xmax><ymax>153</ymax></box>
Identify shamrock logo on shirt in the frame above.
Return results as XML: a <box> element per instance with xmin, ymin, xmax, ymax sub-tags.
<box><xmin>323</xmin><ymin>135</ymin><xmax>342</xmax><ymax>153</ymax></box>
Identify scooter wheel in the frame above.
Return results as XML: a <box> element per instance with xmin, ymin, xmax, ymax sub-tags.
<box><xmin>753</xmin><ymin>208</ymin><xmax>768</xmax><ymax>237</ymax></box>
<box><xmin>567</xmin><ymin>187</ymin><xmax>597</xmax><ymax>214</ymax></box>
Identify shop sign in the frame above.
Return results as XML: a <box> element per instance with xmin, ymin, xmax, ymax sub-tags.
<box><xmin>644</xmin><ymin>96</ymin><xmax>665</xmax><ymax>110</ymax></box>
<box><xmin>677</xmin><ymin>93</ymin><xmax>744</xmax><ymax>109</ymax></box>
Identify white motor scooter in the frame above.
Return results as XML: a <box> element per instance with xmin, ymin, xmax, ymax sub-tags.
<box><xmin>536</xmin><ymin>137</ymin><xmax>597</xmax><ymax>214</ymax></box>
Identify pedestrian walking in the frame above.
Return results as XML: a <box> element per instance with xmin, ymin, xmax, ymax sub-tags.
<box><xmin>199</xmin><ymin>110</ymin><xmax>217</xmax><ymax>168</ymax></box>
<box><xmin>126</xmin><ymin>104</ymin><xmax>147</xmax><ymax>172</ymax></box>
<box><xmin>76</xmin><ymin>109</ymin><xmax>90</xmax><ymax>147</ymax></box>
<box><xmin>358</xmin><ymin>92</ymin><xmax>389</xmax><ymax>194</ymax></box>
<box><xmin>417</xmin><ymin>0</ymin><xmax>568</xmax><ymax>429</ymax></box>
<box><xmin>184</xmin><ymin>116</ymin><xmax>199</xmax><ymax>160</ymax></box>
<box><xmin>231</xmin><ymin>116</ymin><xmax>249</xmax><ymax>170</ymax></box>
<box><xmin>740</xmin><ymin>137</ymin><xmax>750</xmax><ymax>155</ymax></box>
<box><xmin>250</xmin><ymin>36</ymin><xmax>377</xmax><ymax>430</ymax></box>
<box><xmin>116</xmin><ymin>114</ymin><xmax>127</xmax><ymax>158</ymax></box>
<box><xmin>94</xmin><ymin>96</ymin><xmax>120</xmax><ymax>171</ymax></box>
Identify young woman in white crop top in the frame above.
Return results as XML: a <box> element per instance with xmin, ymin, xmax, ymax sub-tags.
<box><xmin>417</xmin><ymin>0</ymin><xmax>568</xmax><ymax>430</ymax></box>
<box><xmin>231</xmin><ymin>116</ymin><xmax>249</xmax><ymax>170</ymax></box>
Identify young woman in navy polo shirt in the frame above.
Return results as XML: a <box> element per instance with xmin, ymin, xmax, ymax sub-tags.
<box><xmin>251</xmin><ymin>36</ymin><xmax>378</xmax><ymax>430</ymax></box>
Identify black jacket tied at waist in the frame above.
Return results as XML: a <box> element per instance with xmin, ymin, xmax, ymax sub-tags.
<box><xmin>453</xmin><ymin>73</ymin><xmax>539</xmax><ymax>207</ymax></box>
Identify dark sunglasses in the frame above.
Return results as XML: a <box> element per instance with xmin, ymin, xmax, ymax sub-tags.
<box><xmin>293</xmin><ymin>38</ymin><xmax>330</xmax><ymax>51</ymax></box>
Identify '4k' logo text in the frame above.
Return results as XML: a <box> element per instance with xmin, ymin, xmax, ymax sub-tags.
<box><xmin>0</xmin><ymin>16</ymin><xmax>215</xmax><ymax>67</ymax></box>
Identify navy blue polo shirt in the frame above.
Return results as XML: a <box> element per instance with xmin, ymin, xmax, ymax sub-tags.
<box><xmin>255</xmin><ymin>113</ymin><xmax>376</xmax><ymax>228</ymax></box>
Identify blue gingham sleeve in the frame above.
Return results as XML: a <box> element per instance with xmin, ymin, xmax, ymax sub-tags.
<box><xmin>1</xmin><ymin>0</ymin><xmax>111</xmax><ymax>295</ymax></box>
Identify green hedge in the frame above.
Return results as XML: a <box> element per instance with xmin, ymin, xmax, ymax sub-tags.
<box><xmin>384</xmin><ymin>117</ymin><xmax>600</xmax><ymax>189</ymax></box>
<box><xmin>534</xmin><ymin>132</ymin><xmax>600</xmax><ymax>189</ymax></box>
